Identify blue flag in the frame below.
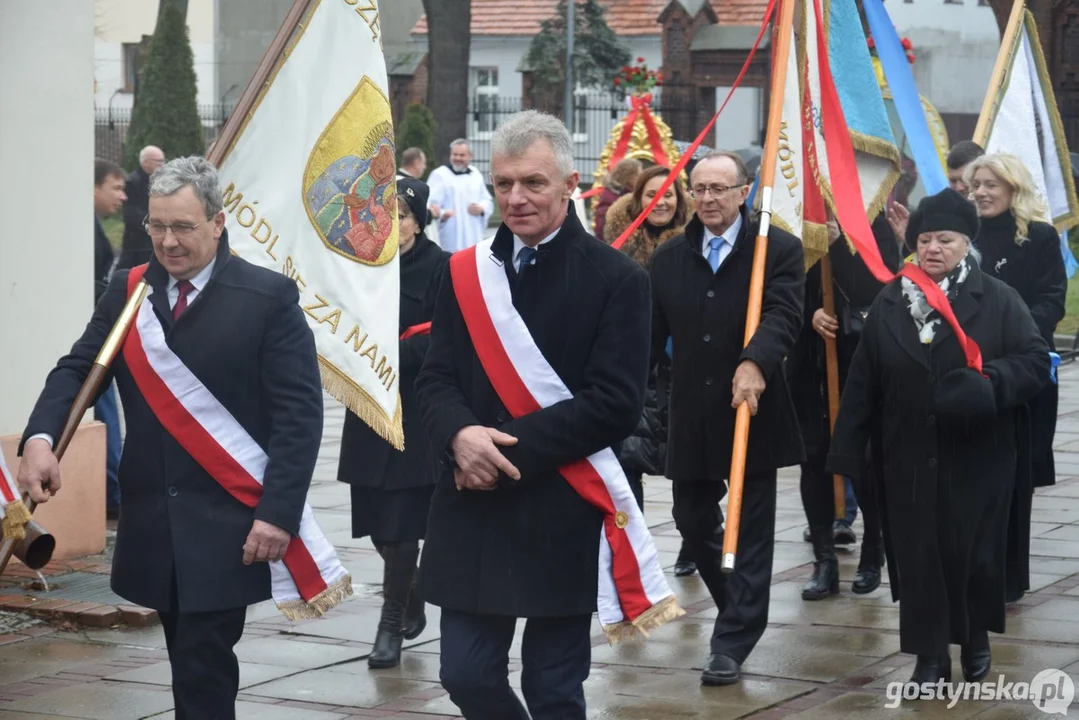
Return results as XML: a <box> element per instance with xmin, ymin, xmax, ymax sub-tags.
<box><xmin>862</xmin><ymin>0</ymin><xmax>948</xmax><ymax>196</ymax></box>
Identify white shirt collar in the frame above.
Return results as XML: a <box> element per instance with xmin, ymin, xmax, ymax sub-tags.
<box><xmin>513</xmin><ymin>228</ymin><xmax>559</xmax><ymax>267</ymax></box>
<box><xmin>702</xmin><ymin>213</ymin><xmax>743</xmax><ymax>254</ymax></box>
<box><xmin>168</xmin><ymin>258</ymin><xmax>216</xmax><ymax>292</ymax></box>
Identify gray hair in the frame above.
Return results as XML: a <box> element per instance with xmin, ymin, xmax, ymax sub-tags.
<box><xmin>149</xmin><ymin>156</ymin><xmax>223</xmax><ymax>217</ymax></box>
<box><xmin>491</xmin><ymin>110</ymin><xmax>574</xmax><ymax>178</ymax></box>
<box><xmin>694</xmin><ymin>150</ymin><xmax>750</xmax><ymax>185</ymax></box>
<box><xmin>450</xmin><ymin>138</ymin><xmax>471</xmax><ymax>151</ymax></box>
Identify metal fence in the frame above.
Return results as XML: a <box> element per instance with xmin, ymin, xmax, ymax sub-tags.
<box><xmin>94</xmin><ymin>104</ymin><xmax>234</xmax><ymax>168</ymax></box>
<box><xmin>466</xmin><ymin>89</ymin><xmax>698</xmax><ymax>182</ymax></box>
<box><xmin>94</xmin><ymin>91</ymin><xmax>697</xmax><ymax>181</ymax></box>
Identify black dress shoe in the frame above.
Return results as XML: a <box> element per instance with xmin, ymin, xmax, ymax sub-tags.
<box><xmin>910</xmin><ymin>654</ymin><xmax>952</xmax><ymax>685</ymax></box>
<box><xmin>851</xmin><ymin>549</ymin><xmax>883</xmax><ymax>595</ymax></box>
<box><xmin>833</xmin><ymin>521</ymin><xmax>856</xmax><ymax>546</ymax></box>
<box><xmin>674</xmin><ymin>561</ymin><xmax>697</xmax><ymax>577</ymax></box>
<box><xmin>701</xmin><ymin>653</ymin><xmax>740</xmax><ymax>686</ymax></box>
<box><xmin>961</xmin><ymin>631</ymin><xmax>991</xmax><ymax>682</ymax></box>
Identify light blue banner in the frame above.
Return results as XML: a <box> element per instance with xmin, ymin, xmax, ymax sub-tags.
<box><xmin>862</xmin><ymin>0</ymin><xmax>948</xmax><ymax>195</ymax></box>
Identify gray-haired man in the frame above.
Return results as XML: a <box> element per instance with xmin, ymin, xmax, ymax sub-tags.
<box><xmin>415</xmin><ymin>111</ymin><xmax>651</xmax><ymax>718</ymax></box>
<box><xmin>18</xmin><ymin>156</ymin><xmax>324</xmax><ymax>718</ymax></box>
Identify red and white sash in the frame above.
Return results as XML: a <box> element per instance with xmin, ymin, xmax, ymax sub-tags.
<box><xmin>121</xmin><ymin>266</ymin><xmax>352</xmax><ymax>620</ymax></box>
<box><xmin>0</xmin><ymin>449</ymin><xmax>30</xmax><ymax>541</ymax></box>
<box><xmin>450</xmin><ymin>240</ymin><xmax>684</xmax><ymax>643</ymax></box>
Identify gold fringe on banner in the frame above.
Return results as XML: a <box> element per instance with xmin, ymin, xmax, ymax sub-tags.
<box><xmin>601</xmin><ymin>595</ymin><xmax>686</xmax><ymax>645</ymax></box>
<box><xmin>802</xmin><ymin>220</ymin><xmax>831</xmax><ymax>270</ymax></box>
<box><xmin>277</xmin><ymin>574</ymin><xmax>354</xmax><ymax>621</ymax></box>
<box><xmin>1</xmin><ymin>500</ymin><xmax>31</xmax><ymax>542</ymax></box>
<box><xmin>317</xmin><ymin>356</ymin><xmax>404</xmax><ymax>450</ymax></box>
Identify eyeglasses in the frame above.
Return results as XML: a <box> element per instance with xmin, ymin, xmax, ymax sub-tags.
<box><xmin>690</xmin><ymin>183</ymin><xmax>745</xmax><ymax>198</ymax></box>
<box><xmin>144</xmin><ymin>217</ymin><xmax>210</xmax><ymax>240</ymax></box>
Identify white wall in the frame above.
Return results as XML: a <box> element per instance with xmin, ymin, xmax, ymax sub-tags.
<box><xmin>0</xmin><ymin>1</ymin><xmax>96</xmax><ymax>436</ymax></box>
<box><xmin>713</xmin><ymin>87</ymin><xmax>763</xmax><ymax>151</ymax></box>
<box><xmin>885</xmin><ymin>3</ymin><xmax>1000</xmax><ymax>114</ymax></box>
<box><xmin>94</xmin><ymin>0</ymin><xmax>216</xmax><ymax>109</ymax></box>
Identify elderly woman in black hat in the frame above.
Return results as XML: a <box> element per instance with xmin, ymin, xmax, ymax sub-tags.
<box><xmin>827</xmin><ymin>189</ymin><xmax>1049</xmax><ymax>686</ymax></box>
<box><xmin>337</xmin><ymin>177</ymin><xmax>450</xmax><ymax>669</ymax></box>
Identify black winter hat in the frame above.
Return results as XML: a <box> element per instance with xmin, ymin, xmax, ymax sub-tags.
<box><xmin>905</xmin><ymin>188</ymin><xmax>979</xmax><ymax>248</ymax></box>
<box><xmin>933</xmin><ymin>367</ymin><xmax>997</xmax><ymax>428</ymax></box>
<box><xmin>397</xmin><ymin>177</ymin><xmax>430</xmax><ymax>228</ymax></box>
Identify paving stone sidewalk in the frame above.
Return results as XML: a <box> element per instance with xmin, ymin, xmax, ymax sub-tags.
<box><xmin>3</xmin><ymin>368</ymin><xmax>1079</xmax><ymax>718</ymax></box>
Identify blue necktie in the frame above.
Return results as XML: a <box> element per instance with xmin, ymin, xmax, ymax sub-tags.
<box><xmin>517</xmin><ymin>246</ymin><xmax>538</xmax><ymax>273</ymax></box>
<box><xmin>707</xmin><ymin>237</ymin><xmax>723</xmax><ymax>272</ymax></box>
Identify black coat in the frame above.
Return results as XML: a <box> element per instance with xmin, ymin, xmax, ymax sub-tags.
<box><xmin>338</xmin><ymin>236</ymin><xmax>449</xmax><ymax>489</ymax></box>
<box><xmin>827</xmin><ymin>265</ymin><xmax>1048</xmax><ymax>654</ymax></box>
<box><xmin>21</xmin><ymin>231</ymin><xmax>324</xmax><ymax>613</ymax></box>
<box><xmin>118</xmin><ymin>168</ymin><xmax>153</xmax><ymax>270</ymax></box>
<box><xmin>414</xmin><ymin>205</ymin><xmax>650</xmax><ymax>617</ymax></box>
<box><xmin>975</xmin><ymin>213</ymin><xmax>1064</xmax><ymax>487</ymax></box>
<box><xmin>650</xmin><ymin>207</ymin><xmax>806</xmax><ymax>481</ymax></box>
<box><xmin>94</xmin><ymin>217</ymin><xmax>114</xmax><ymax>304</ymax></box>
<box><xmin>788</xmin><ymin>216</ymin><xmax>899</xmax><ymax>457</ymax></box>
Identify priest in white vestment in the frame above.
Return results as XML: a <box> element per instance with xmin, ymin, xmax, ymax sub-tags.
<box><xmin>427</xmin><ymin>139</ymin><xmax>493</xmax><ymax>252</ymax></box>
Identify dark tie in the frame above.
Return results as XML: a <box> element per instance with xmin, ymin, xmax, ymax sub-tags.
<box><xmin>173</xmin><ymin>280</ymin><xmax>194</xmax><ymax>320</ymax></box>
<box><xmin>517</xmin><ymin>246</ymin><xmax>538</xmax><ymax>274</ymax></box>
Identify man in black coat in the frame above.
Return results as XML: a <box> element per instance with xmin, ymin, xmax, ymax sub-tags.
<box><xmin>92</xmin><ymin>159</ymin><xmax>127</xmax><ymax>517</ymax></box>
<box><xmin>19</xmin><ymin>157</ymin><xmax>323</xmax><ymax>718</ymax></box>
<box><xmin>415</xmin><ymin>111</ymin><xmax>650</xmax><ymax>719</ymax></box>
<box><xmin>117</xmin><ymin>145</ymin><xmax>164</xmax><ymax>270</ymax></box>
<box><xmin>650</xmin><ymin>150</ymin><xmax>805</xmax><ymax>685</ymax></box>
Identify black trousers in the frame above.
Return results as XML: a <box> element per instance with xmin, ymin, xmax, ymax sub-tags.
<box><xmin>801</xmin><ymin>449</ymin><xmax>883</xmax><ymax>557</ymax></box>
<box><xmin>158</xmin><ymin>574</ymin><xmax>248</xmax><ymax>720</ymax></box>
<box><xmin>672</xmin><ymin>471</ymin><xmax>776</xmax><ymax>664</ymax></box>
<box><xmin>439</xmin><ymin>609</ymin><xmax>592</xmax><ymax>720</ymax></box>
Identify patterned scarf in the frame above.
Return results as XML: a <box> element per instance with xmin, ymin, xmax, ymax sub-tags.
<box><xmin>900</xmin><ymin>255</ymin><xmax>972</xmax><ymax>344</ymax></box>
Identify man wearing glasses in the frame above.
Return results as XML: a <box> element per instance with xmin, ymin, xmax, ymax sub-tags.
<box><xmin>649</xmin><ymin>150</ymin><xmax>806</xmax><ymax>686</ymax></box>
<box><xmin>18</xmin><ymin>157</ymin><xmax>324</xmax><ymax>717</ymax></box>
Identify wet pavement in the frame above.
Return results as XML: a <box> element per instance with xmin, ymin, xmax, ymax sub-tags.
<box><xmin>3</xmin><ymin>368</ymin><xmax>1079</xmax><ymax>718</ymax></box>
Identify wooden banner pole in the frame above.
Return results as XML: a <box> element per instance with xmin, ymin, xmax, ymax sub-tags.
<box><xmin>721</xmin><ymin>0</ymin><xmax>797</xmax><ymax>573</ymax></box>
<box><xmin>207</xmin><ymin>0</ymin><xmax>316</xmax><ymax>166</ymax></box>
<box><xmin>819</xmin><ymin>256</ymin><xmax>846</xmax><ymax>520</ymax></box>
<box><xmin>972</xmin><ymin>0</ymin><xmax>1025</xmax><ymax>145</ymax></box>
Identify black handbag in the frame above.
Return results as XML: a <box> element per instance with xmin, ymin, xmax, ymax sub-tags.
<box><xmin>835</xmin><ymin>282</ymin><xmax>869</xmax><ymax>337</ymax></box>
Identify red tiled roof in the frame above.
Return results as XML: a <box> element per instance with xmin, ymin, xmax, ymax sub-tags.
<box><xmin>412</xmin><ymin>0</ymin><xmax>765</xmax><ymax>38</ymax></box>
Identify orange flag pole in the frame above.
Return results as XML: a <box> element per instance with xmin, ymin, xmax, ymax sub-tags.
<box><xmin>722</xmin><ymin>0</ymin><xmax>797</xmax><ymax>573</ymax></box>
<box><xmin>819</xmin><ymin>257</ymin><xmax>847</xmax><ymax>520</ymax></box>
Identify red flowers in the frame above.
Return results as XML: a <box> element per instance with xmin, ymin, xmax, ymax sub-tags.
<box><xmin>866</xmin><ymin>30</ymin><xmax>917</xmax><ymax>65</ymax></box>
<box><xmin>614</xmin><ymin>59</ymin><xmax>662</xmax><ymax>94</ymax></box>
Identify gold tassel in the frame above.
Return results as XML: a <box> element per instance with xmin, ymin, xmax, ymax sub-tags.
<box><xmin>1</xmin><ymin>500</ymin><xmax>30</xmax><ymax>542</ymax></box>
<box><xmin>276</xmin><ymin>574</ymin><xmax>354</xmax><ymax>621</ymax></box>
<box><xmin>601</xmin><ymin>595</ymin><xmax>686</xmax><ymax>646</ymax></box>
<box><xmin>317</xmin><ymin>357</ymin><xmax>405</xmax><ymax>450</ymax></box>
<box><xmin>631</xmin><ymin>594</ymin><xmax>686</xmax><ymax>636</ymax></box>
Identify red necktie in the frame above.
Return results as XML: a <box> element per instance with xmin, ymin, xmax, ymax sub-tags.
<box><xmin>173</xmin><ymin>280</ymin><xmax>194</xmax><ymax>320</ymax></box>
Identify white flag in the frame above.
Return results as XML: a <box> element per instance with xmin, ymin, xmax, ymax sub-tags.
<box><xmin>980</xmin><ymin>10</ymin><xmax>1079</xmax><ymax>232</ymax></box>
<box><xmin>214</xmin><ymin>1</ymin><xmax>403</xmax><ymax>447</ymax></box>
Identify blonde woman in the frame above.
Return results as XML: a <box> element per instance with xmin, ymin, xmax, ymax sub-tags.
<box><xmin>966</xmin><ymin>153</ymin><xmax>1065</xmax><ymax>601</ymax></box>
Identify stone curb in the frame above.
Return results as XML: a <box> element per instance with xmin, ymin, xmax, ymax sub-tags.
<box><xmin>0</xmin><ymin>594</ymin><xmax>158</xmax><ymax>628</ymax></box>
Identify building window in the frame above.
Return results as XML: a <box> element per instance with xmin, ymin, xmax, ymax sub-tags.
<box><xmin>471</xmin><ymin>67</ymin><xmax>500</xmax><ymax>136</ymax></box>
<box><xmin>573</xmin><ymin>91</ymin><xmax>588</xmax><ymax>142</ymax></box>
<box><xmin>122</xmin><ymin>43</ymin><xmax>141</xmax><ymax>92</ymax></box>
